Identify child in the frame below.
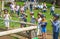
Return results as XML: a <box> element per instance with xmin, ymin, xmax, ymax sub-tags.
<box><xmin>41</xmin><ymin>15</ymin><xmax>47</xmax><ymax>39</ymax></box>
<box><xmin>4</xmin><ymin>9</ymin><xmax>11</xmax><ymax>30</ymax></box>
<box><xmin>20</xmin><ymin>6</ymin><xmax>24</xmax><ymax>13</ymax></box>
<box><xmin>30</xmin><ymin>4</ymin><xmax>33</xmax><ymax>12</ymax></box>
<box><xmin>30</xmin><ymin>12</ymin><xmax>37</xmax><ymax>38</ymax></box>
<box><xmin>20</xmin><ymin>14</ymin><xmax>27</xmax><ymax>28</ymax></box>
<box><xmin>30</xmin><ymin>16</ymin><xmax>36</xmax><ymax>24</ymax></box>
<box><xmin>42</xmin><ymin>2</ymin><xmax>47</xmax><ymax>12</ymax></box>
<box><xmin>50</xmin><ymin>14</ymin><xmax>60</xmax><ymax>39</ymax></box>
<box><xmin>10</xmin><ymin>3</ymin><xmax>15</xmax><ymax>14</ymax></box>
<box><xmin>37</xmin><ymin>12</ymin><xmax>42</xmax><ymax>36</ymax></box>
<box><xmin>30</xmin><ymin>12</ymin><xmax>36</xmax><ymax>24</ymax></box>
<box><xmin>24</xmin><ymin>3</ymin><xmax>27</xmax><ymax>13</ymax></box>
<box><xmin>20</xmin><ymin>12</ymin><xmax>25</xmax><ymax>19</ymax></box>
<box><xmin>15</xmin><ymin>4</ymin><xmax>20</xmax><ymax>17</ymax></box>
<box><xmin>50</xmin><ymin>5</ymin><xmax>55</xmax><ymax>15</ymax></box>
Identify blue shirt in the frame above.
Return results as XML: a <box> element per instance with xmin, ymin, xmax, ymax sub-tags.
<box><xmin>41</xmin><ymin>22</ymin><xmax>47</xmax><ymax>28</ymax></box>
<box><xmin>30</xmin><ymin>18</ymin><xmax>36</xmax><ymax>24</ymax></box>
<box><xmin>23</xmin><ymin>17</ymin><xmax>27</xmax><ymax>22</ymax></box>
<box><xmin>52</xmin><ymin>20</ymin><xmax>60</xmax><ymax>32</ymax></box>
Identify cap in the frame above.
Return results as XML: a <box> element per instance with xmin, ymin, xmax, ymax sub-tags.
<box><xmin>41</xmin><ymin>14</ymin><xmax>46</xmax><ymax>18</ymax></box>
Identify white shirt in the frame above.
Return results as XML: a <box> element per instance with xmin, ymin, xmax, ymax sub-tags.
<box><xmin>4</xmin><ymin>14</ymin><xmax>10</xmax><ymax>20</ymax></box>
<box><xmin>10</xmin><ymin>4</ymin><xmax>15</xmax><ymax>10</ymax></box>
<box><xmin>15</xmin><ymin>5</ymin><xmax>20</xmax><ymax>11</ymax></box>
<box><xmin>21</xmin><ymin>7</ymin><xmax>24</xmax><ymax>11</ymax></box>
<box><xmin>38</xmin><ymin>18</ymin><xmax>42</xmax><ymax>23</ymax></box>
<box><xmin>40</xmin><ymin>5</ymin><xmax>43</xmax><ymax>9</ymax></box>
<box><xmin>51</xmin><ymin>6</ymin><xmax>55</xmax><ymax>11</ymax></box>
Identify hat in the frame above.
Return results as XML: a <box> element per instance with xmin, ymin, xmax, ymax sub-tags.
<box><xmin>41</xmin><ymin>14</ymin><xmax>46</xmax><ymax>18</ymax></box>
<box><xmin>53</xmin><ymin>14</ymin><xmax>59</xmax><ymax>18</ymax></box>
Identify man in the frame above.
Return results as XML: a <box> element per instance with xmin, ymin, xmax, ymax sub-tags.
<box><xmin>50</xmin><ymin>14</ymin><xmax>60</xmax><ymax>39</ymax></box>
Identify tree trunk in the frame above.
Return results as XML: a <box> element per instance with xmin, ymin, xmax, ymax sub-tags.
<box><xmin>2</xmin><ymin>0</ymin><xmax>4</xmax><ymax>10</ymax></box>
<box><xmin>56</xmin><ymin>0</ymin><xmax>60</xmax><ymax>6</ymax></box>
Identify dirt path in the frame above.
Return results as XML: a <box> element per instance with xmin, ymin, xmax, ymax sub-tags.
<box><xmin>0</xmin><ymin>30</ymin><xmax>60</xmax><ymax>39</ymax></box>
<box><xmin>0</xmin><ymin>34</ymin><xmax>60</xmax><ymax>39</ymax></box>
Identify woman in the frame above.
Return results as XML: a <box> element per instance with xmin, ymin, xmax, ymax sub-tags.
<box><xmin>41</xmin><ymin>15</ymin><xmax>47</xmax><ymax>39</ymax></box>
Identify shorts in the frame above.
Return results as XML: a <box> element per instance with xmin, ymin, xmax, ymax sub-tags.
<box><xmin>41</xmin><ymin>27</ymin><xmax>46</xmax><ymax>33</ymax></box>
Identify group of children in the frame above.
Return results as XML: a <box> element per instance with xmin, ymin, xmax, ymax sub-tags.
<box><xmin>0</xmin><ymin>1</ymin><xmax>60</xmax><ymax>39</ymax></box>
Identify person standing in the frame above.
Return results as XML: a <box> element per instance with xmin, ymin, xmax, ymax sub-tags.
<box><xmin>20</xmin><ymin>14</ymin><xmax>27</xmax><ymax>28</ymax></box>
<box><xmin>41</xmin><ymin>15</ymin><xmax>47</xmax><ymax>39</ymax></box>
<box><xmin>37</xmin><ymin>12</ymin><xmax>42</xmax><ymax>36</ymax></box>
<box><xmin>50</xmin><ymin>14</ymin><xmax>60</xmax><ymax>39</ymax></box>
<box><xmin>50</xmin><ymin>5</ymin><xmax>55</xmax><ymax>15</ymax></box>
<box><xmin>10</xmin><ymin>3</ymin><xmax>15</xmax><ymax>14</ymax></box>
<box><xmin>4</xmin><ymin>9</ymin><xmax>11</xmax><ymax>30</ymax></box>
<box><xmin>42</xmin><ymin>2</ymin><xmax>47</xmax><ymax>13</ymax></box>
<box><xmin>15</xmin><ymin>4</ymin><xmax>20</xmax><ymax>17</ymax></box>
<box><xmin>30</xmin><ymin>4</ymin><xmax>33</xmax><ymax>12</ymax></box>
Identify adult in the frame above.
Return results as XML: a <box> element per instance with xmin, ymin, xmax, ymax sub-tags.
<box><xmin>50</xmin><ymin>14</ymin><xmax>60</xmax><ymax>39</ymax></box>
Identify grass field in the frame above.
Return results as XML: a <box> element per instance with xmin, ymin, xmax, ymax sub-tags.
<box><xmin>0</xmin><ymin>2</ymin><xmax>60</xmax><ymax>39</ymax></box>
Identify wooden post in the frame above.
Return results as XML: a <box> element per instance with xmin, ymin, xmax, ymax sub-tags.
<box><xmin>2</xmin><ymin>0</ymin><xmax>4</xmax><ymax>10</ymax></box>
<box><xmin>28</xmin><ymin>30</ymin><xmax>32</xmax><ymax>39</ymax></box>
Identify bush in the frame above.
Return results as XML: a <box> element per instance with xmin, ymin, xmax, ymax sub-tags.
<box><xmin>4</xmin><ymin>2</ymin><xmax>11</xmax><ymax>7</ymax></box>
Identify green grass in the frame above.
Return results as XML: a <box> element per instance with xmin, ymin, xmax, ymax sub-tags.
<box><xmin>16</xmin><ymin>2</ymin><xmax>24</xmax><ymax>6</ymax></box>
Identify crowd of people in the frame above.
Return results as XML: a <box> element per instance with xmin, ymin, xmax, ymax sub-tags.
<box><xmin>0</xmin><ymin>1</ymin><xmax>60</xmax><ymax>39</ymax></box>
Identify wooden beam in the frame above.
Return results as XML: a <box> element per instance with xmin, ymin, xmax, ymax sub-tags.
<box><xmin>16</xmin><ymin>32</ymin><xmax>29</xmax><ymax>38</ymax></box>
<box><xmin>10</xmin><ymin>34</ymin><xmax>22</xmax><ymax>39</ymax></box>
<box><xmin>0</xmin><ymin>26</ymin><xmax>37</xmax><ymax>36</ymax></box>
<box><xmin>0</xmin><ymin>18</ymin><xmax>36</xmax><ymax>25</ymax></box>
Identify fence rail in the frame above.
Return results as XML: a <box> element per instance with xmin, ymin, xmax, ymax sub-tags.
<box><xmin>0</xmin><ymin>26</ymin><xmax>37</xmax><ymax>36</ymax></box>
<box><xmin>0</xmin><ymin>18</ymin><xmax>36</xmax><ymax>25</ymax></box>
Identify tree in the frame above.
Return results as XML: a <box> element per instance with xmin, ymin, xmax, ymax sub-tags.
<box><xmin>56</xmin><ymin>0</ymin><xmax>60</xmax><ymax>6</ymax></box>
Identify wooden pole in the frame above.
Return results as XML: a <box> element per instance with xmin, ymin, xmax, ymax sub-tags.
<box><xmin>2</xmin><ymin>0</ymin><xmax>4</xmax><ymax>10</ymax></box>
